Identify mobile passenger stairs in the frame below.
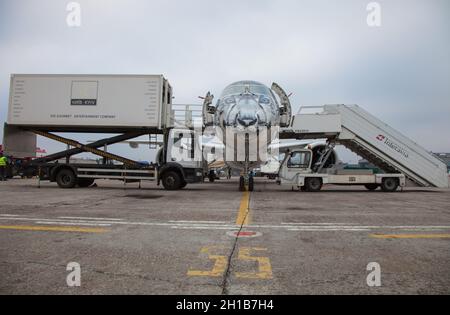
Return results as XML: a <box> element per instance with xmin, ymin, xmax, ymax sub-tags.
<box><xmin>280</xmin><ymin>105</ymin><xmax>448</xmax><ymax>189</ymax></box>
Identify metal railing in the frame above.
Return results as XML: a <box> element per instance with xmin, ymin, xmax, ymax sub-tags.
<box><xmin>170</xmin><ymin>104</ymin><xmax>203</xmax><ymax>128</ymax></box>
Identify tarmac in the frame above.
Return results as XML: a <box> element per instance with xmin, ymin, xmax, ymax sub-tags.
<box><xmin>0</xmin><ymin>177</ymin><xmax>449</xmax><ymax>294</ymax></box>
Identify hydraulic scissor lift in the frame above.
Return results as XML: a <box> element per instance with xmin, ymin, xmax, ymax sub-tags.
<box><xmin>21</xmin><ymin>130</ymin><xmax>159</xmax><ymax>188</ymax></box>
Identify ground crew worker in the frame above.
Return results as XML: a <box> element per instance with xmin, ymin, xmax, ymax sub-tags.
<box><xmin>0</xmin><ymin>154</ymin><xmax>7</xmax><ymax>181</ymax></box>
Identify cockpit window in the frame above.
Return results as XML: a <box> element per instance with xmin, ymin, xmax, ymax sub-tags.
<box><xmin>221</xmin><ymin>82</ymin><xmax>272</xmax><ymax>98</ymax></box>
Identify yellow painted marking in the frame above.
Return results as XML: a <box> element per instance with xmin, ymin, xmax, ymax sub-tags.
<box><xmin>371</xmin><ymin>234</ymin><xmax>450</xmax><ymax>239</ymax></box>
<box><xmin>235</xmin><ymin>247</ymin><xmax>273</xmax><ymax>279</ymax></box>
<box><xmin>235</xmin><ymin>190</ymin><xmax>250</xmax><ymax>226</ymax></box>
<box><xmin>0</xmin><ymin>225</ymin><xmax>108</xmax><ymax>233</ymax></box>
<box><xmin>187</xmin><ymin>246</ymin><xmax>227</xmax><ymax>277</ymax></box>
<box><xmin>188</xmin><ymin>246</ymin><xmax>273</xmax><ymax>279</ymax></box>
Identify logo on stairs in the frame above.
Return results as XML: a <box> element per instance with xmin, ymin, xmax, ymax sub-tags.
<box><xmin>376</xmin><ymin>134</ymin><xmax>409</xmax><ymax>158</ymax></box>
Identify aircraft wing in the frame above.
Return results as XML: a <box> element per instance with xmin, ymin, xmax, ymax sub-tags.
<box><xmin>268</xmin><ymin>139</ymin><xmax>327</xmax><ymax>153</ymax></box>
<box><xmin>200</xmin><ymin>135</ymin><xmax>225</xmax><ymax>150</ymax></box>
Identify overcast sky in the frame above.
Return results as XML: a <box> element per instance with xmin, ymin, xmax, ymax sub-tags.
<box><xmin>0</xmin><ymin>0</ymin><xmax>449</xmax><ymax>162</ymax></box>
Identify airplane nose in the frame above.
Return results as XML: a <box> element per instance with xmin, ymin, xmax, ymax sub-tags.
<box><xmin>232</xmin><ymin>95</ymin><xmax>261</xmax><ymax>128</ymax></box>
<box><xmin>237</xmin><ymin>117</ymin><xmax>257</xmax><ymax>127</ymax></box>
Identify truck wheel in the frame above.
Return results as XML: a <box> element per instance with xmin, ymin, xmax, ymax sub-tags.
<box><xmin>24</xmin><ymin>167</ymin><xmax>36</xmax><ymax>178</ymax></box>
<box><xmin>239</xmin><ymin>176</ymin><xmax>245</xmax><ymax>191</ymax></box>
<box><xmin>56</xmin><ymin>169</ymin><xmax>77</xmax><ymax>189</ymax></box>
<box><xmin>304</xmin><ymin>177</ymin><xmax>322</xmax><ymax>192</ymax></box>
<box><xmin>381</xmin><ymin>178</ymin><xmax>399</xmax><ymax>192</ymax></box>
<box><xmin>248</xmin><ymin>176</ymin><xmax>254</xmax><ymax>192</ymax></box>
<box><xmin>162</xmin><ymin>171</ymin><xmax>182</xmax><ymax>190</ymax></box>
<box><xmin>364</xmin><ymin>184</ymin><xmax>379</xmax><ymax>191</ymax></box>
<box><xmin>208</xmin><ymin>170</ymin><xmax>215</xmax><ymax>182</ymax></box>
<box><xmin>78</xmin><ymin>178</ymin><xmax>95</xmax><ymax>188</ymax></box>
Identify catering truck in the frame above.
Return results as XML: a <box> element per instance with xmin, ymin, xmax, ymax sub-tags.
<box><xmin>3</xmin><ymin>74</ymin><xmax>204</xmax><ymax>190</ymax></box>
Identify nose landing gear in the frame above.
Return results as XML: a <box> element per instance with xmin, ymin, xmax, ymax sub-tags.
<box><xmin>239</xmin><ymin>174</ymin><xmax>254</xmax><ymax>192</ymax></box>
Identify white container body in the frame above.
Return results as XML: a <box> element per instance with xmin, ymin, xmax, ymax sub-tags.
<box><xmin>8</xmin><ymin>74</ymin><xmax>172</xmax><ymax>129</ymax></box>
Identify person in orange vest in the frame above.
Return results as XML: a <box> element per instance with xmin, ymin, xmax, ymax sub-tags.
<box><xmin>0</xmin><ymin>153</ymin><xmax>8</xmax><ymax>181</ymax></box>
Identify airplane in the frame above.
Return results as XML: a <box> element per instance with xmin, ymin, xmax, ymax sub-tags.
<box><xmin>201</xmin><ymin>80</ymin><xmax>337</xmax><ymax>191</ymax></box>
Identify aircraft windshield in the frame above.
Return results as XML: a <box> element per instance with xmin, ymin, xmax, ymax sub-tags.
<box><xmin>221</xmin><ymin>82</ymin><xmax>272</xmax><ymax>97</ymax></box>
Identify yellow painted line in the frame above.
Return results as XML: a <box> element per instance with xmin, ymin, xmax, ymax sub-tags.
<box><xmin>235</xmin><ymin>190</ymin><xmax>250</xmax><ymax>226</ymax></box>
<box><xmin>370</xmin><ymin>233</ymin><xmax>450</xmax><ymax>239</ymax></box>
<box><xmin>0</xmin><ymin>225</ymin><xmax>108</xmax><ymax>233</ymax></box>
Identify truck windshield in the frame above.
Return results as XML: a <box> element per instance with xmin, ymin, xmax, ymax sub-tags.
<box><xmin>287</xmin><ymin>152</ymin><xmax>310</xmax><ymax>168</ymax></box>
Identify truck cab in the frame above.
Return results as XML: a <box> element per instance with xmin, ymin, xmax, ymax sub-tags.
<box><xmin>278</xmin><ymin>149</ymin><xmax>318</xmax><ymax>190</ymax></box>
<box><xmin>280</xmin><ymin>149</ymin><xmax>313</xmax><ymax>173</ymax></box>
<box><xmin>157</xmin><ymin>128</ymin><xmax>204</xmax><ymax>190</ymax></box>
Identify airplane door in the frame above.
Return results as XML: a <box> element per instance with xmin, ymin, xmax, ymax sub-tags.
<box><xmin>271</xmin><ymin>82</ymin><xmax>292</xmax><ymax>127</ymax></box>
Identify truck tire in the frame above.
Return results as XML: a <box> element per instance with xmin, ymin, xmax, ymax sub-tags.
<box><xmin>364</xmin><ymin>184</ymin><xmax>379</xmax><ymax>191</ymax></box>
<box><xmin>161</xmin><ymin>171</ymin><xmax>182</xmax><ymax>190</ymax></box>
<box><xmin>381</xmin><ymin>177</ymin><xmax>399</xmax><ymax>192</ymax></box>
<box><xmin>248</xmin><ymin>176</ymin><xmax>254</xmax><ymax>192</ymax></box>
<box><xmin>239</xmin><ymin>176</ymin><xmax>245</xmax><ymax>191</ymax></box>
<box><xmin>56</xmin><ymin>169</ymin><xmax>77</xmax><ymax>189</ymax></box>
<box><xmin>304</xmin><ymin>177</ymin><xmax>322</xmax><ymax>192</ymax></box>
<box><xmin>78</xmin><ymin>178</ymin><xmax>95</xmax><ymax>188</ymax></box>
<box><xmin>23</xmin><ymin>167</ymin><xmax>36</xmax><ymax>178</ymax></box>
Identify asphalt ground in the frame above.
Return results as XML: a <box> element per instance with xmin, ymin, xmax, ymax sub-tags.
<box><xmin>0</xmin><ymin>177</ymin><xmax>449</xmax><ymax>294</ymax></box>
